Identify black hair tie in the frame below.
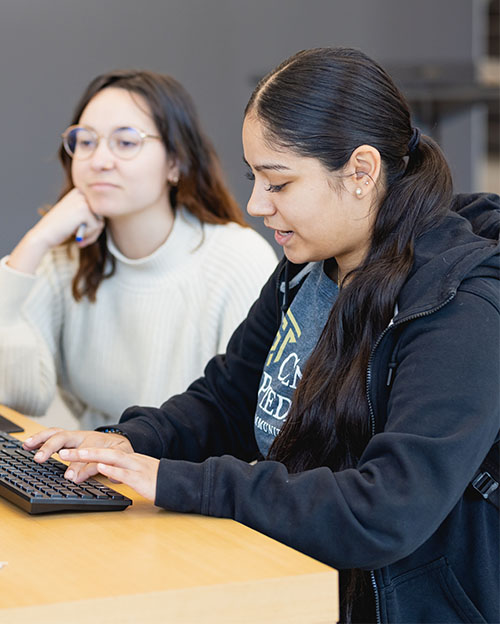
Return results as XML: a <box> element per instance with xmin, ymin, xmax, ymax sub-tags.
<box><xmin>408</xmin><ymin>127</ymin><xmax>421</xmax><ymax>154</ymax></box>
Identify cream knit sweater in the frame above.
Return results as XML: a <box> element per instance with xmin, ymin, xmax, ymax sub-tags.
<box><xmin>0</xmin><ymin>208</ymin><xmax>277</xmax><ymax>429</ymax></box>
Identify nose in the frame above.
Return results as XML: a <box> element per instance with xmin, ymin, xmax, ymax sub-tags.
<box><xmin>246</xmin><ymin>185</ymin><xmax>276</xmax><ymax>218</ymax></box>
<box><xmin>89</xmin><ymin>138</ymin><xmax>115</xmax><ymax>170</ymax></box>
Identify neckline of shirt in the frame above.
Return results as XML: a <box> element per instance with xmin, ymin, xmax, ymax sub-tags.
<box><xmin>105</xmin><ymin>207</ymin><xmax>206</xmax><ymax>281</ymax></box>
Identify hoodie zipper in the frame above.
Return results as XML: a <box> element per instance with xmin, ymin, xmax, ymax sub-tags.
<box><xmin>365</xmin><ymin>290</ymin><xmax>456</xmax><ymax>624</ymax></box>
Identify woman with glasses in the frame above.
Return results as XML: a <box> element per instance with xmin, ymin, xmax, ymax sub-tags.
<box><xmin>0</xmin><ymin>70</ymin><xmax>277</xmax><ymax>428</ymax></box>
<box><xmin>25</xmin><ymin>48</ymin><xmax>499</xmax><ymax>623</ymax></box>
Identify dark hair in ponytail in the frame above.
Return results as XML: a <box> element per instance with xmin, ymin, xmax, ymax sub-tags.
<box><xmin>246</xmin><ymin>47</ymin><xmax>452</xmax><ymax>621</ymax></box>
<box><xmin>59</xmin><ymin>69</ymin><xmax>245</xmax><ymax>302</ymax></box>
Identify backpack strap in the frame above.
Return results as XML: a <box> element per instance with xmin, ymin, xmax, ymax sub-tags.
<box><xmin>470</xmin><ymin>437</ymin><xmax>499</xmax><ymax>510</ymax></box>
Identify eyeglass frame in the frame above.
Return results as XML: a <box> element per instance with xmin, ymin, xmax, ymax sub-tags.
<box><xmin>61</xmin><ymin>124</ymin><xmax>162</xmax><ymax>160</ymax></box>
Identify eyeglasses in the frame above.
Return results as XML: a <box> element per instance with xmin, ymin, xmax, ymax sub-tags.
<box><xmin>61</xmin><ymin>125</ymin><xmax>162</xmax><ymax>160</ymax></box>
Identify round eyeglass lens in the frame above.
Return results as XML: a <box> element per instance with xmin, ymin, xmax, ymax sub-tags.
<box><xmin>63</xmin><ymin>127</ymin><xmax>97</xmax><ymax>159</ymax></box>
<box><xmin>108</xmin><ymin>127</ymin><xmax>143</xmax><ymax>159</ymax></box>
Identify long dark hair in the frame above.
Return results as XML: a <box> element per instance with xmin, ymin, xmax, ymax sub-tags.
<box><xmin>59</xmin><ymin>69</ymin><xmax>246</xmax><ymax>301</ymax></box>
<box><xmin>246</xmin><ymin>47</ymin><xmax>452</xmax><ymax>621</ymax></box>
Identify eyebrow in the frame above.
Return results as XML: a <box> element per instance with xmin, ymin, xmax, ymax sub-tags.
<box><xmin>243</xmin><ymin>157</ymin><xmax>291</xmax><ymax>172</ymax></box>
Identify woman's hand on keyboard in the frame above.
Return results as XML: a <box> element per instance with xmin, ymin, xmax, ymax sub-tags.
<box><xmin>23</xmin><ymin>429</ymin><xmax>134</xmax><ymax>483</ymax></box>
<box><xmin>58</xmin><ymin>447</ymin><xmax>159</xmax><ymax>501</ymax></box>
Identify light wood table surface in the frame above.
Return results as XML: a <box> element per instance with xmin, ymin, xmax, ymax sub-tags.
<box><xmin>0</xmin><ymin>405</ymin><xmax>338</xmax><ymax>623</ymax></box>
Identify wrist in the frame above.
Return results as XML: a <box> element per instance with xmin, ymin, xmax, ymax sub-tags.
<box><xmin>8</xmin><ymin>229</ymin><xmax>51</xmax><ymax>274</ymax></box>
<box><xmin>25</xmin><ymin>223</ymin><xmax>59</xmax><ymax>253</ymax></box>
<box><xmin>99</xmin><ymin>427</ymin><xmax>133</xmax><ymax>449</ymax></box>
<box><xmin>100</xmin><ymin>427</ymin><xmax>128</xmax><ymax>437</ymax></box>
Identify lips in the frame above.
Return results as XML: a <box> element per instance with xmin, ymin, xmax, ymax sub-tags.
<box><xmin>274</xmin><ymin>230</ymin><xmax>294</xmax><ymax>246</ymax></box>
<box><xmin>89</xmin><ymin>182</ymin><xmax>119</xmax><ymax>189</ymax></box>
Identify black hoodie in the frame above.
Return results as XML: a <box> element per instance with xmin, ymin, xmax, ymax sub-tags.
<box><xmin>114</xmin><ymin>193</ymin><xmax>500</xmax><ymax>623</ymax></box>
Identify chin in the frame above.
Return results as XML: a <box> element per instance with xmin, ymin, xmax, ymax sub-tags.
<box><xmin>283</xmin><ymin>249</ymin><xmax>308</xmax><ymax>265</ymax></box>
<box><xmin>87</xmin><ymin>201</ymin><xmax>120</xmax><ymax>217</ymax></box>
<box><xmin>284</xmin><ymin>247</ymin><xmax>328</xmax><ymax>266</ymax></box>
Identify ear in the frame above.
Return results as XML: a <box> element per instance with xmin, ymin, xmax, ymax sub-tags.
<box><xmin>167</xmin><ymin>158</ymin><xmax>181</xmax><ymax>186</ymax></box>
<box><xmin>345</xmin><ymin>145</ymin><xmax>382</xmax><ymax>200</ymax></box>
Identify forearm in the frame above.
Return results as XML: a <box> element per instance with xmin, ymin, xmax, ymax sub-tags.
<box><xmin>118</xmin><ymin>264</ymin><xmax>284</xmax><ymax>461</ymax></box>
<box><xmin>118</xmin><ymin>347</ymin><xmax>266</xmax><ymax>462</ymax></box>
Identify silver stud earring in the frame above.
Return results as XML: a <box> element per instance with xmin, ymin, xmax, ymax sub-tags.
<box><xmin>355</xmin><ymin>187</ymin><xmax>362</xmax><ymax>197</ymax></box>
<box><xmin>365</xmin><ymin>180</ymin><xmax>369</xmax><ymax>186</ymax></box>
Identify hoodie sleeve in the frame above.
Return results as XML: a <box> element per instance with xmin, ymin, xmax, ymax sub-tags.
<box><xmin>151</xmin><ymin>283</ymin><xmax>499</xmax><ymax>571</ymax></box>
<box><xmin>116</xmin><ymin>258</ymin><xmax>286</xmax><ymax>462</ymax></box>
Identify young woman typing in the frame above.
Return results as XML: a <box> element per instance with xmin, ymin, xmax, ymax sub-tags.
<box><xmin>26</xmin><ymin>49</ymin><xmax>499</xmax><ymax>623</ymax></box>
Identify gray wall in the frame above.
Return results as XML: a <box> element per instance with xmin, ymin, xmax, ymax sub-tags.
<box><xmin>0</xmin><ymin>0</ymin><xmax>490</xmax><ymax>256</ymax></box>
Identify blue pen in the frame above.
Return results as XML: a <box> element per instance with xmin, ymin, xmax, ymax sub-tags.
<box><xmin>75</xmin><ymin>223</ymin><xmax>86</xmax><ymax>242</ymax></box>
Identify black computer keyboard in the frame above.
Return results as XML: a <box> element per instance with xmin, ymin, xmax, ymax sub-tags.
<box><xmin>0</xmin><ymin>431</ymin><xmax>132</xmax><ymax>514</ymax></box>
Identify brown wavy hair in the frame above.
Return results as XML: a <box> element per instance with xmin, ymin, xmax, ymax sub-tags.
<box><xmin>246</xmin><ymin>47</ymin><xmax>452</xmax><ymax>622</ymax></box>
<box><xmin>58</xmin><ymin>69</ymin><xmax>246</xmax><ymax>301</ymax></box>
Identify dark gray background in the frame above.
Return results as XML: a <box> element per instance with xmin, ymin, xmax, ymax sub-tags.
<box><xmin>0</xmin><ymin>0</ymin><xmax>494</xmax><ymax>256</ymax></box>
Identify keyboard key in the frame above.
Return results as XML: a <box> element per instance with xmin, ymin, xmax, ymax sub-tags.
<box><xmin>85</xmin><ymin>488</ymin><xmax>108</xmax><ymax>499</ymax></box>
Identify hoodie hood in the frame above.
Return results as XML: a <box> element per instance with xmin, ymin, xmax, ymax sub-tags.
<box><xmin>452</xmin><ymin>192</ymin><xmax>500</xmax><ymax>240</ymax></box>
<box><xmin>396</xmin><ymin>193</ymin><xmax>499</xmax><ymax>321</ymax></box>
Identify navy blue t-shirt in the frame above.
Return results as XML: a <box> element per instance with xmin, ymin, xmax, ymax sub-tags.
<box><xmin>254</xmin><ymin>262</ymin><xmax>339</xmax><ymax>456</ymax></box>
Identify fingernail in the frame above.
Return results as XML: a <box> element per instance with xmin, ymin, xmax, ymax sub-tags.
<box><xmin>34</xmin><ymin>452</ymin><xmax>43</xmax><ymax>461</ymax></box>
<box><xmin>65</xmin><ymin>469</ymin><xmax>74</xmax><ymax>480</ymax></box>
<box><xmin>25</xmin><ymin>437</ymin><xmax>32</xmax><ymax>444</ymax></box>
<box><xmin>59</xmin><ymin>449</ymin><xmax>69</xmax><ymax>458</ymax></box>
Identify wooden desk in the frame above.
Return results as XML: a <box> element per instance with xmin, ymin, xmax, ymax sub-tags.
<box><xmin>0</xmin><ymin>406</ymin><xmax>338</xmax><ymax>624</ymax></box>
